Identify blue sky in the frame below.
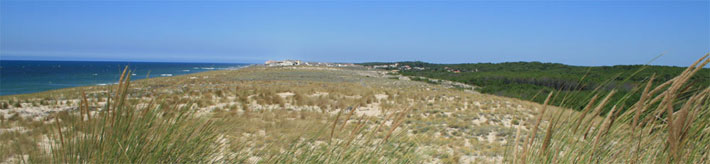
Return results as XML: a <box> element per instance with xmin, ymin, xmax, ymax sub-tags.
<box><xmin>1</xmin><ymin>1</ymin><xmax>708</xmax><ymax>66</ymax></box>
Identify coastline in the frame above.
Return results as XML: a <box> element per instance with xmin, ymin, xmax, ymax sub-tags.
<box><xmin>0</xmin><ymin>61</ymin><xmax>253</xmax><ymax>97</ymax></box>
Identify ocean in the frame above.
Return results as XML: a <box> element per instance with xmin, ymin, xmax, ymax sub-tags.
<box><xmin>0</xmin><ymin>60</ymin><xmax>250</xmax><ymax>96</ymax></box>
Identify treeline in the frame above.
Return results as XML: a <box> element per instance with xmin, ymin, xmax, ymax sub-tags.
<box><xmin>362</xmin><ymin>61</ymin><xmax>710</xmax><ymax>113</ymax></box>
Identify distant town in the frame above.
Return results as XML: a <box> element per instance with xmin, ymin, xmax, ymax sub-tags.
<box><xmin>264</xmin><ymin>60</ymin><xmax>356</xmax><ymax>67</ymax></box>
<box><xmin>265</xmin><ymin>60</ymin><xmax>457</xmax><ymax>73</ymax></box>
<box><xmin>366</xmin><ymin>62</ymin><xmax>472</xmax><ymax>73</ymax></box>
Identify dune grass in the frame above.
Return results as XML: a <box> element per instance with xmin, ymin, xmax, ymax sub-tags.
<box><xmin>509</xmin><ymin>54</ymin><xmax>710</xmax><ymax>163</ymax></box>
<box><xmin>40</xmin><ymin>67</ymin><xmax>228</xmax><ymax>163</ymax></box>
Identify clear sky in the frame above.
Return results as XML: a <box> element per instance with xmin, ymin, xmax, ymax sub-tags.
<box><xmin>1</xmin><ymin>0</ymin><xmax>708</xmax><ymax>66</ymax></box>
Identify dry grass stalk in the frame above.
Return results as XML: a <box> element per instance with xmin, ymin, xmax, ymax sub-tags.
<box><xmin>345</xmin><ymin>116</ymin><xmax>369</xmax><ymax>147</ymax></box>
<box><xmin>340</xmin><ymin>106</ymin><xmax>358</xmax><ymax>130</ymax></box>
<box><xmin>639</xmin><ymin>56</ymin><xmax>708</xmax><ymax>123</ymax></box>
<box><xmin>589</xmin><ymin>105</ymin><xmax>618</xmax><ymax>161</ymax></box>
<box><xmin>668</xmin><ymin>89</ymin><xmax>708</xmax><ymax>160</ymax></box>
<box><xmin>686</xmin><ymin>87</ymin><xmax>710</xmax><ymax>127</ymax></box>
<box><xmin>605</xmin><ymin>104</ymin><xmax>623</xmax><ymax>136</ymax></box>
<box><xmin>660</xmin><ymin>55</ymin><xmax>709</xmax><ymax>159</ymax></box>
<box><xmin>79</xmin><ymin>92</ymin><xmax>86</xmax><ymax>121</ymax></box>
<box><xmin>111</xmin><ymin>68</ymin><xmax>131</xmax><ymax>127</ymax></box>
<box><xmin>601</xmin><ymin>105</ymin><xmax>618</xmax><ymax>136</ymax></box>
<box><xmin>383</xmin><ymin>107</ymin><xmax>411</xmax><ymax>143</ymax></box>
<box><xmin>349</xmin><ymin>115</ymin><xmax>366</xmax><ymax>135</ymax></box>
<box><xmin>542</xmin><ymin>108</ymin><xmax>564</xmax><ymax>155</ymax></box>
<box><xmin>82</xmin><ymin>91</ymin><xmax>91</xmax><ymax>121</ymax></box>
<box><xmin>520</xmin><ymin>91</ymin><xmax>553</xmax><ymax>163</ymax></box>
<box><xmin>582</xmin><ymin>90</ymin><xmax>616</xmax><ymax>139</ymax></box>
<box><xmin>541</xmin><ymin>119</ymin><xmax>554</xmax><ymax>155</ymax></box>
<box><xmin>573</xmin><ymin>94</ymin><xmax>599</xmax><ymax>133</ymax></box>
<box><xmin>329</xmin><ymin>108</ymin><xmax>344</xmax><ymax>142</ymax></box>
<box><xmin>642</xmin><ymin>58</ymin><xmax>705</xmax><ymax>126</ymax></box>
<box><xmin>632</xmin><ymin>74</ymin><xmax>654</xmax><ymax>132</ymax></box>
<box><xmin>110</xmin><ymin>66</ymin><xmax>129</xmax><ymax>113</ymax></box>
<box><xmin>644</xmin><ymin>54</ymin><xmax>706</xmax><ymax>100</ymax></box>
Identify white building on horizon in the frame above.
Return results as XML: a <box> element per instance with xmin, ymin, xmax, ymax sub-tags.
<box><xmin>265</xmin><ymin>60</ymin><xmax>302</xmax><ymax>66</ymax></box>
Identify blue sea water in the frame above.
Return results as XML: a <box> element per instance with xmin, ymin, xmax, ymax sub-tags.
<box><xmin>0</xmin><ymin>60</ymin><xmax>249</xmax><ymax>96</ymax></box>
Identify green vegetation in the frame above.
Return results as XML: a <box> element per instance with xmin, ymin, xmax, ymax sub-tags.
<box><xmin>362</xmin><ymin>59</ymin><xmax>709</xmax><ymax>113</ymax></box>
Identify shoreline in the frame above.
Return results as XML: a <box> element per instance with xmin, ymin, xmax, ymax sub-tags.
<box><xmin>0</xmin><ymin>64</ymin><xmax>254</xmax><ymax>97</ymax></box>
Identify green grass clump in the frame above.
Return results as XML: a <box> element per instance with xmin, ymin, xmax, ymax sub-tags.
<box><xmin>509</xmin><ymin>54</ymin><xmax>710</xmax><ymax>163</ymax></box>
<box><xmin>45</xmin><ymin>67</ymin><xmax>232</xmax><ymax>163</ymax></box>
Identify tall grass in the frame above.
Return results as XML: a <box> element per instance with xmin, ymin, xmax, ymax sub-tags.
<box><xmin>509</xmin><ymin>54</ymin><xmax>710</xmax><ymax>163</ymax></box>
<box><xmin>46</xmin><ymin>67</ymin><xmax>230</xmax><ymax>163</ymax></box>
